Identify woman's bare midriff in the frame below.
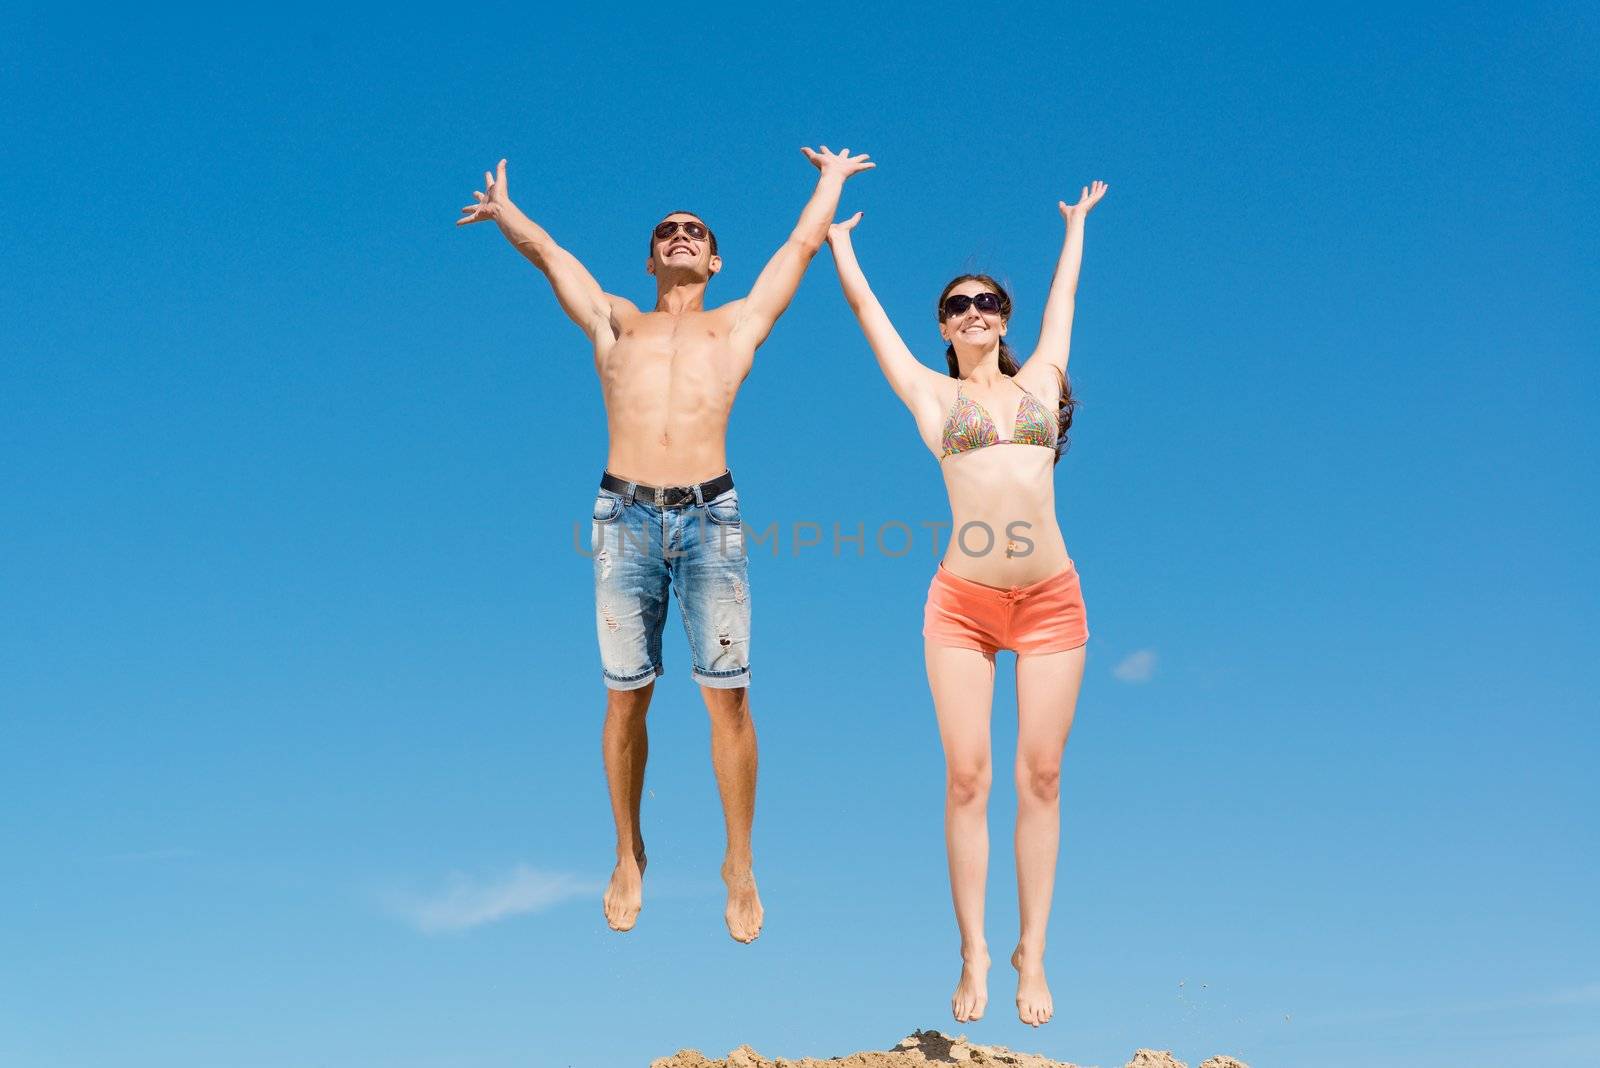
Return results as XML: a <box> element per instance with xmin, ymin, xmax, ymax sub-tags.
<box><xmin>938</xmin><ymin>446</ymin><xmax>1073</xmax><ymax>587</ymax></box>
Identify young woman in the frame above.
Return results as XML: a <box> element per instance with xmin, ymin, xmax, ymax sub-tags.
<box><xmin>826</xmin><ymin>181</ymin><xmax>1107</xmax><ymax>1026</ymax></box>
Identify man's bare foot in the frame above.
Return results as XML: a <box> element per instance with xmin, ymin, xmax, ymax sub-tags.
<box><xmin>722</xmin><ymin>860</ymin><xmax>763</xmax><ymax>943</ymax></box>
<box><xmin>1012</xmin><ymin>945</ymin><xmax>1053</xmax><ymax>1026</ymax></box>
<box><xmin>952</xmin><ymin>947</ymin><xmax>990</xmax><ymax>1022</ymax></box>
<box><xmin>603</xmin><ymin>851</ymin><xmax>646</xmax><ymax>932</ymax></box>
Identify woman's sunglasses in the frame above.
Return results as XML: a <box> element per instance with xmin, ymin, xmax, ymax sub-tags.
<box><xmin>942</xmin><ymin>292</ymin><xmax>1003</xmax><ymax>318</ymax></box>
<box><xmin>653</xmin><ymin>220</ymin><xmax>709</xmax><ymax>242</ymax></box>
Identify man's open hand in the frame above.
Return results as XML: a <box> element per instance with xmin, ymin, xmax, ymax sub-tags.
<box><xmin>801</xmin><ymin>145</ymin><xmax>875</xmax><ymax>182</ymax></box>
<box><xmin>458</xmin><ymin>158</ymin><xmax>512</xmax><ymax>226</ymax></box>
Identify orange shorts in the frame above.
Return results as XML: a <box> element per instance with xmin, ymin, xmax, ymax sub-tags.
<box><xmin>923</xmin><ymin>563</ymin><xmax>1089</xmax><ymax>656</ymax></box>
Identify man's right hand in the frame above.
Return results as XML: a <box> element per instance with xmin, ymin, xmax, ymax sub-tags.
<box><xmin>457</xmin><ymin>158</ymin><xmax>511</xmax><ymax>226</ymax></box>
<box><xmin>456</xmin><ymin>158</ymin><xmax>615</xmax><ymax>343</ymax></box>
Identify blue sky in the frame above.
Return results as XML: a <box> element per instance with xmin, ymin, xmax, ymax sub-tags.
<box><xmin>2</xmin><ymin>3</ymin><xmax>1597</xmax><ymax>1066</ymax></box>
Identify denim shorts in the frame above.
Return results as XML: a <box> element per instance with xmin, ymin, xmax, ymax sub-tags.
<box><xmin>589</xmin><ymin>477</ymin><xmax>751</xmax><ymax>690</ymax></box>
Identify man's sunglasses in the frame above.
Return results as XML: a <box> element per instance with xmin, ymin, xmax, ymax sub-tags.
<box><xmin>942</xmin><ymin>292</ymin><xmax>1003</xmax><ymax>318</ymax></box>
<box><xmin>653</xmin><ymin>220</ymin><xmax>709</xmax><ymax>242</ymax></box>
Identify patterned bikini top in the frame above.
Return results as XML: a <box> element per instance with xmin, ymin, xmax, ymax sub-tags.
<box><xmin>940</xmin><ymin>380</ymin><xmax>1058</xmax><ymax>459</ymax></box>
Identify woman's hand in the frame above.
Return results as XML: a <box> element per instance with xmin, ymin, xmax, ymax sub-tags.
<box><xmin>802</xmin><ymin>145</ymin><xmax>876</xmax><ymax>181</ymax></box>
<box><xmin>1058</xmin><ymin>180</ymin><xmax>1109</xmax><ymax>224</ymax></box>
<box><xmin>827</xmin><ymin>211</ymin><xmax>863</xmax><ymax>246</ymax></box>
<box><xmin>458</xmin><ymin>158</ymin><xmax>512</xmax><ymax>226</ymax></box>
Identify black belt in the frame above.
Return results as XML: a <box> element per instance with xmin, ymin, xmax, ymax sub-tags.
<box><xmin>600</xmin><ymin>470</ymin><xmax>734</xmax><ymax>509</ymax></box>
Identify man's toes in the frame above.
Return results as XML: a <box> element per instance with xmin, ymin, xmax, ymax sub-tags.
<box><xmin>725</xmin><ymin>896</ymin><xmax>762</xmax><ymax>943</ymax></box>
<box><xmin>603</xmin><ymin>876</ymin><xmax>641</xmax><ymax>932</ymax></box>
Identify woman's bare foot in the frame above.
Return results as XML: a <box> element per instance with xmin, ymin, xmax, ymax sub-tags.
<box><xmin>952</xmin><ymin>946</ymin><xmax>990</xmax><ymax>1022</ymax></box>
<box><xmin>1012</xmin><ymin>945</ymin><xmax>1053</xmax><ymax>1026</ymax></box>
<box><xmin>603</xmin><ymin>851</ymin><xmax>646</xmax><ymax>931</ymax></box>
<box><xmin>722</xmin><ymin>860</ymin><xmax>763</xmax><ymax>943</ymax></box>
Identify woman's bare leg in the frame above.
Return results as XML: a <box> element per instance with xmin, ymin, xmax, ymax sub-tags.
<box><xmin>1011</xmin><ymin>646</ymin><xmax>1086</xmax><ymax>1025</ymax></box>
<box><xmin>926</xmin><ymin>640</ymin><xmax>997</xmax><ymax>1023</ymax></box>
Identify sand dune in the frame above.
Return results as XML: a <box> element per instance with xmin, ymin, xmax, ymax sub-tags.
<box><xmin>650</xmin><ymin>1030</ymin><xmax>1249</xmax><ymax>1068</ymax></box>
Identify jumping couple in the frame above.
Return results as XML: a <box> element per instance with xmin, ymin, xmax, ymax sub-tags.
<box><xmin>458</xmin><ymin>147</ymin><xmax>1108</xmax><ymax>1026</ymax></box>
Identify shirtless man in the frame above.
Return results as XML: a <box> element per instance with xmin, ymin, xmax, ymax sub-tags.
<box><xmin>456</xmin><ymin>146</ymin><xmax>873</xmax><ymax>942</ymax></box>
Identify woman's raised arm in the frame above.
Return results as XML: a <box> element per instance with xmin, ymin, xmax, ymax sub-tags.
<box><xmin>1021</xmin><ymin>180</ymin><xmax>1108</xmax><ymax>384</ymax></box>
<box><xmin>827</xmin><ymin>213</ymin><xmax>945</xmax><ymax>419</ymax></box>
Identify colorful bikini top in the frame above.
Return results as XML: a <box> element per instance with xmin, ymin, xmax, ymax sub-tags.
<box><xmin>940</xmin><ymin>380</ymin><xmax>1058</xmax><ymax>459</ymax></box>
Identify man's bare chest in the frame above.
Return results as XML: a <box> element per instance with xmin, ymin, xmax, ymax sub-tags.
<box><xmin>610</xmin><ymin>312</ymin><xmax>732</xmax><ymax>365</ymax></box>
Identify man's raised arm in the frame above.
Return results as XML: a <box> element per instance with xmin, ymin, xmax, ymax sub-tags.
<box><xmin>458</xmin><ymin>159</ymin><xmax>619</xmax><ymax>342</ymax></box>
<box><xmin>729</xmin><ymin>146</ymin><xmax>875</xmax><ymax>350</ymax></box>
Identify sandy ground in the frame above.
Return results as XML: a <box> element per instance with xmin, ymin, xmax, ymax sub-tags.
<box><xmin>650</xmin><ymin>1030</ymin><xmax>1249</xmax><ymax>1068</ymax></box>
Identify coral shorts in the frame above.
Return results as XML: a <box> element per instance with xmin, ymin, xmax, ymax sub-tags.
<box><xmin>923</xmin><ymin>563</ymin><xmax>1089</xmax><ymax>656</ymax></box>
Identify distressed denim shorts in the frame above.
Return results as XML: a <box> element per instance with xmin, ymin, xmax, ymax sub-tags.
<box><xmin>589</xmin><ymin>477</ymin><xmax>751</xmax><ymax>691</ymax></box>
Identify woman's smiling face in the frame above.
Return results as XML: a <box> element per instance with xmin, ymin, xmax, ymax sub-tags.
<box><xmin>939</xmin><ymin>279</ymin><xmax>1009</xmax><ymax>349</ymax></box>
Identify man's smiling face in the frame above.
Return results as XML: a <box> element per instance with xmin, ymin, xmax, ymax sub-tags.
<box><xmin>647</xmin><ymin>212</ymin><xmax>720</xmax><ymax>280</ymax></box>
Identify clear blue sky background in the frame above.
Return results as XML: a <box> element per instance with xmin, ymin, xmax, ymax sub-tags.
<box><xmin>3</xmin><ymin>4</ymin><xmax>1596</xmax><ymax>1067</ymax></box>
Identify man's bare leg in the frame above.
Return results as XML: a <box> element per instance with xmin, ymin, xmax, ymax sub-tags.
<box><xmin>602</xmin><ymin>681</ymin><xmax>654</xmax><ymax>931</ymax></box>
<box><xmin>701</xmin><ymin>684</ymin><xmax>762</xmax><ymax>943</ymax></box>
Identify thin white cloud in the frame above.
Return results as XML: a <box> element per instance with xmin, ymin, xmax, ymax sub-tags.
<box><xmin>387</xmin><ymin>864</ymin><xmax>598</xmax><ymax>934</ymax></box>
<box><xmin>1113</xmin><ymin>649</ymin><xmax>1157</xmax><ymax>683</ymax></box>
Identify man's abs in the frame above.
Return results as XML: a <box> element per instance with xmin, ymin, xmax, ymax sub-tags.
<box><xmin>598</xmin><ymin>310</ymin><xmax>748</xmax><ymax>485</ymax></box>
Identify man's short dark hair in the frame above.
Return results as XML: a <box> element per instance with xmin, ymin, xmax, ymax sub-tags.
<box><xmin>650</xmin><ymin>211</ymin><xmax>718</xmax><ymax>258</ymax></box>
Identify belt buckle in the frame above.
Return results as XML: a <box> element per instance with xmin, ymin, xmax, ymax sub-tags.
<box><xmin>653</xmin><ymin>486</ymin><xmax>665</xmax><ymax>508</ymax></box>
